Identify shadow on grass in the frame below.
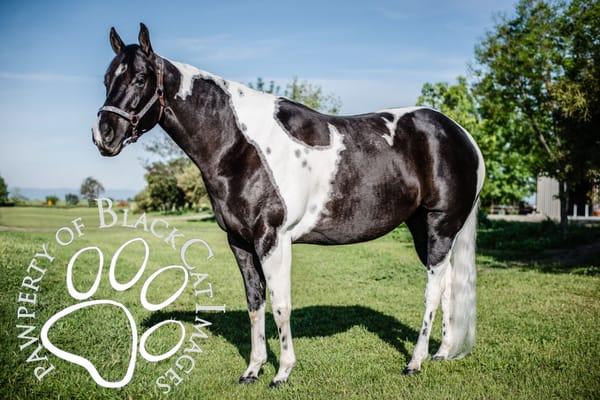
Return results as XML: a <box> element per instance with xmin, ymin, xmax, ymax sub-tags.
<box><xmin>142</xmin><ymin>305</ymin><xmax>430</xmax><ymax>367</ymax></box>
<box><xmin>475</xmin><ymin>219</ymin><xmax>600</xmax><ymax>275</ymax></box>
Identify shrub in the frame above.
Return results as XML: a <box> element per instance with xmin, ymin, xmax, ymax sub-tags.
<box><xmin>65</xmin><ymin>193</ymin><xmax>79</xmax><ymax>206</ymax></box>
<box><xmin>45</xmin><ymin>196</ymin><xmax>59</xmax><ymax>207</ymax></box>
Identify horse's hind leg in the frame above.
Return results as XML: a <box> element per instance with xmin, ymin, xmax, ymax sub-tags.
<box><xmin>228</xmin><ymin>234</ymin><xmax>268</xmax><ymax>383</ymax></box>
<box><xmin>405</xmin><ymin>211</ymin><xmax>455</xmax><ymax>374</ymax></box>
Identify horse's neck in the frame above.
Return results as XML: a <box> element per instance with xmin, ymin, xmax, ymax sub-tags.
<box><xmin>157</xmin><ymin>58</ymin><xmax>254</xmax><ymax>194</ymax></box>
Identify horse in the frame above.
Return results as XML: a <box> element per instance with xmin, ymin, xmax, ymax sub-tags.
<box><xmin>92</xmin><ymin>24</ymin><xmax>485</xmax><ymax>387</ymax></box>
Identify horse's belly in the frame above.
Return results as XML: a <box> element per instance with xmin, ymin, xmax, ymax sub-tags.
<box><xmin>294</xmin><ymin>165</ymin><xmax>419</xmax><ymax>245</ymax></box>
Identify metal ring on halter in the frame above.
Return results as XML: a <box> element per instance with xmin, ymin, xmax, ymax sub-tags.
<box><xmin>98</xmin><ymin>57</ymin><xmax>165</xmax><ymax>145</ymax></box>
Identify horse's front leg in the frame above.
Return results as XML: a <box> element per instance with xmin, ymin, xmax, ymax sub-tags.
<box><xmin>228</xmin><ymin>234</ymin><xmax>268</xmax><ymax>383</ymax></box>
<box><xmin>257</xmin><ymin>231</ymin><xmax>296</xmax><ymax>387</ymax></box>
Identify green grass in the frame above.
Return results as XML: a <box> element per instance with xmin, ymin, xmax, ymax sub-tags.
<box><xmin>1</xmin><ymin>206</ymin><xmax>599</xmax><ymax>399</ymax></box>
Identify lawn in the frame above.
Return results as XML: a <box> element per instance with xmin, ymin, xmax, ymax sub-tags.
<box><xmin>0</xmin><ymin>206</ymin><xmax>599</xmax><ymax>399</ymax></box>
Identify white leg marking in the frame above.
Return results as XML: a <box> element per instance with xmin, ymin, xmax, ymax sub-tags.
<box><xmin>407</xmin><ymin>256</ymin><xmax>450</xmax><ymax>372</ymax></box>
<box><xmin>433</xmin><ymin>262</ymin><xmax>453</xmax><ymax>359</ymax></box>
<box><xmin>262</xmin><ymin>234</ymin><xmax>295</xmax><ymax>385</ymax></box>
<box><xmin>241</xmin><ymin>303</ymin><xmax>267</xmax><ymax>380</ymax></box>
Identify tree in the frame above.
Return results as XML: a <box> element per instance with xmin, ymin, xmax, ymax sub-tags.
<box><xmin>176</xmin><ymin>162</ymin><xmax>207</xmax><ymax>209</ymax></box>
<box><xmin>0</xmin><ymin>175</ymin><xmax>8</xmax><ymax>205</ymax></box>
<box><xmin>80</xmin><ymin>177</ymin><xmax>105</xmax><ymax>207</ymax></box>
<box><xmin>45</xmin><ymin>195</ymin><xmax>59</xmax><ymax>207</ymax></box>
<box><xmin>248</xmin><ymin>77</ymin><xmax>281</xmax><ymax>95</ymax></box>
<box><xmin>473</xmin><ymin>0</ymin><xmax>600</xmax><ymax>230</ymax></box>
<box><xmin>136</xmin><ymin>160</ymin><xmax>187</xmax><ymax>212</ymax></box>
<box><xmin>65</xmin><ymin>193</ymin><xmax>79</xmax><ymax>206</ymax></box>
<box><xmin>417</xmin><ymin>77</ymin><xmax>536</xmax><ymax>208</ymax></box>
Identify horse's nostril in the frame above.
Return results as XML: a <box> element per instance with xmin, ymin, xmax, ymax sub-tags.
<box><xmin>100</xmin><ymin>122</ymin><xmax>114</xmax><ymax>142</ymax></box>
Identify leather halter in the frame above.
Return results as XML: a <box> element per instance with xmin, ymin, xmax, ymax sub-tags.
<box><xmin>98</xmin><ymin>57</ymin><xmax>165</xmax><ymax>145</ymax></box>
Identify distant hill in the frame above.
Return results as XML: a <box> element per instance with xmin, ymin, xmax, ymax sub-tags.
<box><xmin>8</xmin><ymin>187</ymin><xmax>138</xmax><ymax>201</ymax></box>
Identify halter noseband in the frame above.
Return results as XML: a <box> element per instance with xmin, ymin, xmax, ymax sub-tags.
<box><xmin>98</xmin><ymin>57</ymin><xmax>166</xmax><ymax>145</ymax></box>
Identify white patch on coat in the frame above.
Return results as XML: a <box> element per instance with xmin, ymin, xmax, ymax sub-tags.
<box><xmin>378</xmin><ymin>106</ymin><xmax>423</xmax><ymax>146</ymax></box>
<box><xmin>114</xmin><ymin>63</ymin><xmax>127</xmax><ymax>77</ymax></box>
<box><xmin>169</xmin><ymin>60</ymin><xmax>346</xmax><ymax>239</ymax></box>
<box><xmin>92</xmin><ymin>118</ymin><xmax>102</xmax><ymax>144</ymax></box>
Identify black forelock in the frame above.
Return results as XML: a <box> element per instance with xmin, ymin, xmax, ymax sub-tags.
<box><xmin>104</xmin><ymin>45</ymin><xmax>154</xmax><ymax>86</ymax></box>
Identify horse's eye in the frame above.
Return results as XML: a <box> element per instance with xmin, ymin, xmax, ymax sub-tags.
<box><xmin>134</xmin><ymin>74</ymin><xmax>147</xmax><ymax>86</ymax></box>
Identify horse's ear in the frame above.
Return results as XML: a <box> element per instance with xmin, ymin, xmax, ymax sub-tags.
<box><xmin>109</xmin><ymin>27</ymin><xmax>124</xmax><ymax>54</ymax></box>
<box><xmin>138</xmin><ymin>23</ymin><xmax>153</xmax><ymax>55</ymax></box>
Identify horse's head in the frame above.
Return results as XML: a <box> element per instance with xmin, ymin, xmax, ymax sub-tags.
<box><xmin>92</xmin><ymin>23</ymin><xmax>165</xmax><ymax>157</ymax></box>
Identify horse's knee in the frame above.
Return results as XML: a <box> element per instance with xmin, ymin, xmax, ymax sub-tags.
<box><xmin>248</xmin><ymin>304</ymin><xmax>265</xmax><ymax>324</ymax></box>
<box><xmin>272</xmin><ymin>303</ymin><xmax>291</xmax><ymax>324</ymax></box>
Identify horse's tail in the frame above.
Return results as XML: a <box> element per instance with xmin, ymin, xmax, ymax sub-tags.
<box><xmin>447</xmin><ymin>200</ymin><xmax>478</xmax><ymax>359</ymax></box>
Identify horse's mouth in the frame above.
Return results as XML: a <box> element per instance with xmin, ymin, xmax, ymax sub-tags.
<box><xmin>95</xmin><ymin>139</ymin><xmax>124</xmax><ymax>157</ymax></box>
<box><xmin>99</xmin><ymin>145</ymin><xmax>123</xmax><ymax>157</ymax></box>
<box><xmin>91</xmin><ymin>127</ymin><xmax>124</xmax><ymax>157</ymax></box>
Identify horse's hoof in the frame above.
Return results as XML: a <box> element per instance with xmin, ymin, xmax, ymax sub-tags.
<box><xmin>239</xmin><ymin>375</ymin><xmax>258</xmax><ymax>384</ymax></box>
<box><xmin>403</xmin><ymin>367</ymin><xmax>420</xmax><ymax>376</ymax></box>
<box><xmin>431</xmin><ymin>354</ymin><xmax>447</xmax><ymax>361</ymax></box>
<box><xmin>269</xmin><ymin>379</ymin><xmax>287</xmax><ymax>388</ymax></box>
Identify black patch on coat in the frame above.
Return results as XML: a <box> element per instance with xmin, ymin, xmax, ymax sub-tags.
<box><xmin>275</xmin><ymin>99</ymin><xmax>334</xmax><ymax>146</ymax></box>
<box><xmin>380</xmin><ymin>112</ymin><xmax>394</xmax><ymax>122</ymax></box>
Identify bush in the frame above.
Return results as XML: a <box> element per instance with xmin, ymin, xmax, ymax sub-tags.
<box><xmin>45</xmin><ymin>196</ymin><xmax>59</xmax><ymax>207</ymax></box>
<box><xmin>65</xmin><ymin>193</ymin><xmax>79</xmax><ymax>206</ymax></box>
<box><xmin>0</xmin><ymin>175</ymin><xmax>8</xmax><ymax>205</ymax></box>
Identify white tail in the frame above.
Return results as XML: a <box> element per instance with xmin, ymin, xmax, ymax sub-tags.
<box><xmin>447</xmin><ymin>201</ymin><xmax>478</xmax><ymax>359</ymax></box>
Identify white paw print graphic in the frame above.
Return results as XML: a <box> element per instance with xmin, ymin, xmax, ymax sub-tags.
<box><xmin>40</xmin><ymin>238</ymin><xmax>190</xmax><ymax>388</ymax></box>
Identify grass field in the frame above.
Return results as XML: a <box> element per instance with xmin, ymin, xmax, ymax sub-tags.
<box><xmin>1</xmin><ymin>206</ymin><xmax>599</xmax><ymax>399</ymax></box>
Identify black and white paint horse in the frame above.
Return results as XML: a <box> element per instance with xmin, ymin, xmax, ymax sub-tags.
<box><xmin>93</xmin><ymin>25</ymin><xmax>485</xmax><ymax>386</ymax></box>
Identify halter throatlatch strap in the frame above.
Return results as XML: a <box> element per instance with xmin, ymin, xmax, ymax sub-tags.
<box><xmin>98</xmin><ymin>57</ymin><xmax>165</xmax><ymax>145</ymax></box>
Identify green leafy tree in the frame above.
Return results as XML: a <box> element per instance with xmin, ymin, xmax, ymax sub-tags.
<box><xmin>417</xmin><ymin>77</ymin><xmax>536</xmax><ymax>208</ymax></box>
<box><xmin>0</xmin><ymin>175</ymin><xmax>8</xmax><ymax>205</ymax></box>
<box><xmin>248</xmin><ymin>77</ymin><xmax>281</xmax><ymax>95</ymax></box>
<box><xmin>473</xmin><ymin>0</ymin><xmax>600</xmax><ymax>229</ymax></box>
<box><xmin>176</xmin><ymin>162</ymin><xmax>207</xmax><ymax>209</ymax></box>
<box><xmin>65</xmin><ymin>193</ymin><xmax>79</xmax><ymax>206</ymax></box>
<box><xmin>137</xmin><ymin>160</ymin><xmax>186</xmax><ymax>212</ymax></box>
<box><xmin>80</xmin><ymin>177</ymin><xmax>105</xmax><ymax>207</ymax></box>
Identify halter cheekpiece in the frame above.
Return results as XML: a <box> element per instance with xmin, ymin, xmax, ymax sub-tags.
<box><xmin>98</xmin><ymin>57</ymin><xmax>165</xmax><ymax>145</ymax></box>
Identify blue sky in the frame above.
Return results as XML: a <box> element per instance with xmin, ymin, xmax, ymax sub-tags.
<box><xmin>0</xmin><ymin>0</ymin><xmax>515</xmax><ymax>193</ymax></box>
